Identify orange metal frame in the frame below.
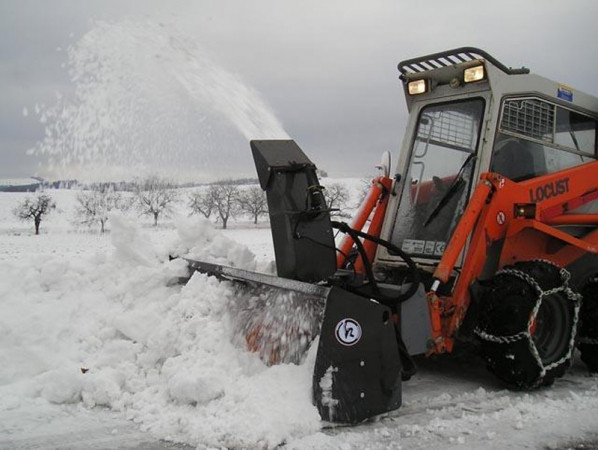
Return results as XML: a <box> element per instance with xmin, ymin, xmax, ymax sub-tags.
<box><xmin>336</xmin><ymin>176</ymin><xmax>393</xmax><ymax>272</ymax></box>
<box><xmin>426</xmin><ymin>160</ymin><xmax>598</xmax><ymax>354</ymax></box>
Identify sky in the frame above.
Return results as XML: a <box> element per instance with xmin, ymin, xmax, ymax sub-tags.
<box><xmin>1</xmin><ymin>0</ymin><xmax>597</xmax><ymax>182</ymax></box>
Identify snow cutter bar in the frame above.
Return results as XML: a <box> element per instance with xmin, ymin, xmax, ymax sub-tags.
<box><xmin>184</xmin><ymin>258</ymin><xmax>329</xmax><ymax>298</ymax></box>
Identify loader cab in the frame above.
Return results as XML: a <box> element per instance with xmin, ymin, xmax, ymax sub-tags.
<box><xmin>377</xmin><ymin>48</ymin><xmax>499</xmax><ymax>267</ymax></box>
<box><xmin>376</xmin><ymin>47</ymin><xmax>598</xmax><ymax>271</ymax></box>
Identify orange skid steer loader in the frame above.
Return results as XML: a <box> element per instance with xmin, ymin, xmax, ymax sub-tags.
<box><xmin>183</xmin><ymin>48</ymin><xmax>598</xmax><ymax>423</ymax></box>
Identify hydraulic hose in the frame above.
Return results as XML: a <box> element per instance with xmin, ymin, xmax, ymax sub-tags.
<box><xmin>331</xmin><ymin>221</ymin><xmax>421</xmax><ymax>307</ymax></box>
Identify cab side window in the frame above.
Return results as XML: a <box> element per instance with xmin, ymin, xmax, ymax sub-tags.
<box><xmin>491</xmin><ymin>98</ymin><xmax>596</xmax><ymax>181</ymax></box>
<box><xmin>554</xmin><ymin>108</ymin><xmax>596</xmax><ymax>156</ymax></box>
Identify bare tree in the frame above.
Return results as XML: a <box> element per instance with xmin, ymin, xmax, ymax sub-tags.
<box><xmin>188</xmin><ymin>188</ymin><xmax>215</xmax><ymax>219</ymax></box>
<box><xmin>75</xmin><ymin>186</ymin><xmax>126</xmax><ymax>233</ymax></box>
<box><xmin>13</xmin><ymin>192</ymin><xmax>56</xmax><ymax>235</ymax></box>
<box><xmin>323</xmin><ymin>182</ymin><xmax>350</xmax><ymax>217</ymax></box>
<box><xmin>237</xmin><ymin>186</ymin><xmax>268</xmax><ymax>225</ymax></box>
<box><xmin>134</xmin><ymin>176</ymin><xmax>178</xmax><ymax>226</ymax></box>
<box><xmin>358</xmin><ymin>177</ymin><xmax>374</xmax><ymax>205</ymax></box>
<box><xmin>210</xmin><ymin>181</ymin><xmax>240</xmax><ymax>229</ymax></box>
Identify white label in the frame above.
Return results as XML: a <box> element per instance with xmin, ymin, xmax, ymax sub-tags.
<box><xmin>424</xmin><ymin>241</ymin><xmax>436</xmax><ymax>255</ymax></box>
<box><xmin>402</xmin><ymin>239</ymin><xmax>446</xmax><ymax>256</ymax></box>
<box><xmin>402</xmin><ymin>239</ymin><xmax>425</xmax><ymax>254</ymax></box>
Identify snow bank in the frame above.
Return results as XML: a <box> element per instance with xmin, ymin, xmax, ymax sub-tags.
<box><xmin>0</xmin><ymin>215</ymin><xmax>320</xmax><ymax>448</ymax></box>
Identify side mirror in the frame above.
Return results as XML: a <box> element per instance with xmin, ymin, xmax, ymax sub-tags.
<box><xmin>375</xmin><ymin>151</ymin><xmax>392</xmax><ymax>178</ymax></box>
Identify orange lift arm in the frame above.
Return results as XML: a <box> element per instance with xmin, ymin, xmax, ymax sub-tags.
<box><xmin>426</xmin><ymin>160</ymin><xmax>598</xmax><ymax>355</ymax></box>
<box><xmin>336</xmin><ymin>176</ymin><xmax>392</xmax><ymax>272</ymax></box>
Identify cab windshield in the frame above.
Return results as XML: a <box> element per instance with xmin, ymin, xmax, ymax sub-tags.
<box><xmin>390</xmin><ymin>99</ymin><xmax>484</xmax><ymax>258</ymax></box>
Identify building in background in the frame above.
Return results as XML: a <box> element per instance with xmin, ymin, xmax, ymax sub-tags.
<box><xmin>0</xmin><ymin>177</ymin><xmax>43</xmax><ymax>193</ymax></box>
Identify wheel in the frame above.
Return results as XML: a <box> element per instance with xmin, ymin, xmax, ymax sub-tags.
<box><xmin>475</xmin><ymin>260</ymin><xmax>581</xmax><ymax>389</ymax></box>
<box><xmin>578</xmin><ymin>276</ymin><xmax>598</xmax><ymax>373</ymax></box>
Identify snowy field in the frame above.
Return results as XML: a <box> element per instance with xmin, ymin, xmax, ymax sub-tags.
<box><xmin>1</xmin><ymin>187</ymin><xmax>597</xmax><ymax>450</ymax></box>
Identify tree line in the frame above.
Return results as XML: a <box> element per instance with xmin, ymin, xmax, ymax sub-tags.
<box><xmin>12</xmin><ymin>176</ymin><xmax>353</xmax><ymax>235</ymax></box>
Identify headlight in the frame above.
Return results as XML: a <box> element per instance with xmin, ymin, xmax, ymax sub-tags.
<box><xmin>464</xmin><ymin>65</ymin><xmax>485</xmax><ymax>83</ymax></box>
<box><xmin>408</xmin><ymin>79</ymin><xmax>428</xmax><ymax>95</ymax></box>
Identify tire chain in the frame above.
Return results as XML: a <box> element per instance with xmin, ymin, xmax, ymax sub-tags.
<box><xmin>474</xmin><ymin>259</ymin><xmax>581</xmax><ymax>387</ymax></box>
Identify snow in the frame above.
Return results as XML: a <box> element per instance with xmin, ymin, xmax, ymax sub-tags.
<box><xmin>1</xmin><ymin>188</ymin><xmax>597</xmax><ymax>449</ymax></box>
<box><xmin>318</xmin><ymin>366</ymin><xmax>339</xmax><ymax>421</ymax></box>
<box><xmin>27</xmin><ymin>20</ymin><xmax>289</xmax><ymax>183</ymax></box>
<box><xmin>0</xmin><ymin>190</ymin><xmax>321</xmax><ymax>449</ymax></box>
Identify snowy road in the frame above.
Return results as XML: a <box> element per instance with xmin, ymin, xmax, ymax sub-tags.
<box><xmin>1</xmin><ymin>352</ymin><xmax>596</xmax><ymax>449</ymax></box>
<box><xmin>0</xmin><ymin>407</ymin><xmax>192</xmax><ymax>450</ymax></box>
<box><xmin>311</xmin><ymin>354</ymin><xmax>598</xmax><ymax>449</ymax></box>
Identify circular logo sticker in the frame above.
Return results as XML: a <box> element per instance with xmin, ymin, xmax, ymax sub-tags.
<box><xmin>335</xmin><ymin>318</ymin><xmax>362</xmax><ymax>346</ymax></box>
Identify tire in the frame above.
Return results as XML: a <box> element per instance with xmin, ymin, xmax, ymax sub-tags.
<box><xmin>475</xmin><ymin>260</ymin><xmax>581</xmax><ymax>389</ymax></box>
<box><xmin>578</xmin><ymin>276</ymin><xmax>598</xmax><ymax>373</ymax></box>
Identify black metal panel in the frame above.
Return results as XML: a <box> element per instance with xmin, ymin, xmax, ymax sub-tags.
<box><xmin>251</xmin><ymin>140</ymin><xmax>314</xmax><ymax>190</ymax></box>
<box><xmin>313</xmin><ymin>287</ymin><xmax>402</xmax><ymax>423</ymax></box>
<box><xmin>250</xmin><ymin>140</ymin><xmax>337</xmax><ymax>283</ymax></box>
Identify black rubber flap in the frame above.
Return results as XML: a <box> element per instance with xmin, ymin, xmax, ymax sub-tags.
<box><xmin>313</xmin><ymin>287</ymin><xmax>402</xmax><ymax>423</ymax></box>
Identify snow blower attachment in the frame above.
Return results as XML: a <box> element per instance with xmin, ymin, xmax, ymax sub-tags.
<box><xmin>250</xmin><ymin>139</ymin><xmax>403</xmax><ymax>422</ymax></box>
<box><xmin>184</xmin><ymin>140</ymin><xmax>404</xmax><ymax>423</ymax></box>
